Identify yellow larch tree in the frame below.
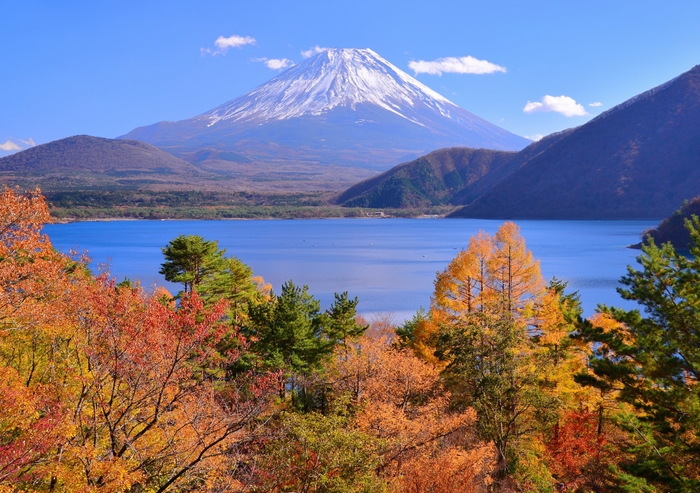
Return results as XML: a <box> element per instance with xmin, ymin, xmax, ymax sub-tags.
<box><xmin>488</xmin><ymin>221</ymin><xmax>544</xmax><ymax>315</ymax></box>
<box><xmin>333</xmin><ymin>321</ymin><xmax>495</xmax><ymax>492</ymax></box>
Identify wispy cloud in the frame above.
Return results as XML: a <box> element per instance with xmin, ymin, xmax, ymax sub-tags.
<box><xmin>408</xmin><ymin>56</ymin><xmax>506</xmax><ymax>76</ymax></box>
<box><xmin>201</xmin><ymin>34</ymin><xmax>256</xmax><ymax>56</ymax></box>
<box><xmin>589</xmin><ymin>101</ymin><xmax>603</xmax><ymax>107</ymax></box>
<box><xmin>523</xmin><ymin>95</ymin><xmax>587</xmax><ymax>117</ymax></box>
<box><xmin>0</xmin><ymin>140</ymin><xmax>22</xmax><ymax>152</ymax></box>
<box><xmin>253</xmin><ymin>57</ymin><xmax>294</xmax><ymax>70</ymax></box>
<box><xmin>0</xmin><ymin>137</ymin><xmax>35</xmax><ymax>153</ymax></box>
<box><xmin>524</xmin><ymin>134</ymin><xmax>544</xmax><ymax>142</ymax></box>
<box><xmin>301</xmin><ymin>46</ymin><xmax>328</xmax><ymax>58</ymax></box>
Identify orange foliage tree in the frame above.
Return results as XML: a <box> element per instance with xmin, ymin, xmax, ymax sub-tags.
<box><xmin>0</xmin><ymin>187</ymin><xmax>80</xmax><ymax>488</ymax></box>
<box><xmin>0</xmin><ymin>188</ymin><xmax>277</xmax><ymax>492</ymax></box>
<box><xmin>0</xmin><ymin>187</ymin><xmax>73</xmax><ymax>329</ymax></box>
<box><xmin>60</xmin><ymin>280</ymin><xmax>275</xmax><ymax>492</ymax></box>
<box><xmin>432</xmin><ymin>222</ymin><xmax>544</xmax><ymax>326</ymax></box>
<box><xmin>402</xmin><ymin>222</ymin><xmax>546</xmax><ymax>366</ymax></box>
<box><xmin>334</xmin><ymin>320</ymin><xmax>495</xmax><ymax>492</ymax></box>
<box><xmin>546</xmin><ymin>409</ymin><xmax>613</xmax><ymax>492</ymax></box>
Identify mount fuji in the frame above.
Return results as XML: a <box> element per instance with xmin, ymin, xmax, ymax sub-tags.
<box><xmin>121</xmin><ymin>48</ymin><xmax>529</xmax><ymax>172</ymax></box>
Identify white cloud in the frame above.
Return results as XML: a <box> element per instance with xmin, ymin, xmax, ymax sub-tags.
<box><xmin>408</xmin><ymin>56</ymin><xmax>506</xmax><ymax>76</ymax></box>
<box><xmin>201</xmin><ymin>34</ymin><xmax>256</xmax><ymax>56</ymax></box>
<box><xmin>301</xmin><ymin>45</ymin><xmax>328</xmax><ymax>58</ymax></box>
<box><xmin>0</xmin><ymin>140</ymin><xmax>22</xmax><ymax>152</ymax></box>
<box><xmin>589</xmin><ymin>101</ymin><xmax>603</xmax><ymax>107</ymax></box>
<box><xmin>0</xmin><ymin>137</ymin><xmax>35</xmax><ymax>153</ymax></box>
<box><xmin>524</xmin><ymin>134</ymin><xmax>544</xmax><ymax>141</ymax></box>
<box><xmin>253</xmin><ymin>57</ymin><xmax>293</xmax><ymax>70</ymax></box>
<box><xmin>523</xmin><ymin>95</ymin><xmax>587</xmax><ymax>117</ymax></box>
<box><xmin>215</xmin><ymin>35</ymin><xmax>256</xmax><ymax>50</ymax></box>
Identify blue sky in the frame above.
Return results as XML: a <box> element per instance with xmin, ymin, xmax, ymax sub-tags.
<box><xmin>2</xmin><ymin>0</ymin><xmax>700</xmax><ymax>155</ymax></box>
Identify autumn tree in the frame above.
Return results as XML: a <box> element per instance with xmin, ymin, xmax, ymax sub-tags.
<box><xmin>0</xmin><ymin>191</ymin><xmax>277</xmax><ymax>492</ymax></box>
<box><xmin>521</xmin><ymin>280</ymin><xmax>615</xmax><ymax>489</ymax></box>
<box><xmin>403</xmin><ymin>222</ymin><xmax>545</xmax><ymax>364</ymax></box>
<box><xmin>0</xmin><ymin>366</ymin><xmax>68</xmax><ymax>488</ymax></box>
<box><xmin>489</xmin><ymin>222</ymin><xmax>544</xmax><ymax>315</ymax></box>
<box><xmin>432</xmin><ymin>231</ymin><xmax>494</xmax><ymax>321</ymax></box>
<box><xmin>335</xmin><ymin>320</ymin><xmax>495</xmax><ymax>492</ymax></box>
<box><xmin>0</xmin><ymin>187</ymin><xmax>73</xmax><ymax>328</ymax></box>
<box><xmin>251</xmin><ymin>411</ymin><xmax>386</xmax><ymax>493</ymax></box>
<box><xmin>546</xmin><ymin>409</ymin><xmax>618</xmax><ymax>492</ymax></box>
<box><xmin>2</xmin><ymin>272</ymin><xmax>276</xmax><ymax>492</ymax></box>
<box><xmin>0</xmin><ymin>187</ymin><xmax>84</xmax><ymax>489</ymax></box>
<box><xmin>432</xmin><ymin>222</ymin><xmax>543</xmax><ymax>327</ymax></box>
<box><xmin>248</xmin><ymin>315</ymin><xmax>494</xmax><ymax>493</ymax></box>
<box><xmin>435</xmin><ymin>311</ymin><xmax>555</xmax><ymax>484</ymax></box>
<box><xmin>63</xmin><ymin>282</ymin><xmax>275</xmax><ymax>492</ymax></box>
<box><xmin>426</xmin><ymin>223</ymin><xmax>607</xmax><ymax>489</ymax></box>
<box><xmin>422</xmin><ymin>223</ymin><xmax>551</xmax><ymax>482</ymax></box>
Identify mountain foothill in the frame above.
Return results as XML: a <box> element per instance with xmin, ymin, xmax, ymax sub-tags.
<box><xmin>1</xmin><ymin>48</ymin><xmax>699</xmax><ymax>221</ymax></box>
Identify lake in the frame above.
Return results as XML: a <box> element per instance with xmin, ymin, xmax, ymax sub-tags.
<box><xmin>44</xmin><ymin>218</ymin><xmax>656</xmax><ymax>322</ymax></box>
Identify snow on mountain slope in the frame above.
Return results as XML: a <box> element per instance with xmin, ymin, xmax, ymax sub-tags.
<box><xmin>121</xmin><ymin>48</ymin><xmax>529</xmax><ymax>170</ymax></box>
<box><xmin>203</xmin><ymin>48</ymin><xmax>456</xmax><ymax>127</ymax></box>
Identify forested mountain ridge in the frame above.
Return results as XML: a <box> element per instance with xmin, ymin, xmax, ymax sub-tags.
<box><xmin>0</xmin><ymin>135</ymin><xmax>375</xmax><ymax>194</ymax></box>
<box><xmin>450</xmin><ymin>64</ymin><xmax>700</xmax><ymax>219</ymax></box>
<box><xmin>336</xmin><ymin>147</ymin><xmax>515</xmax><ymax>208</ymax></box>
<box><xmin>337</xmin><ymin>129</ymin><xmax>574</xmax><ymax>209</ymax></box>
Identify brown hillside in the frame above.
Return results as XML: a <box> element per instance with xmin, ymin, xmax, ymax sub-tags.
<box><xmin>0</xmin><ymin>135</ymin><xmax>375</xmax><ymax>192</ymax></box>
<box><xmin>0</xmin><ymin>135</ymin><xmax>206</xmax><ymax>191</ymax></box>
<box><xmin>0</xmin><ymin>135</ymin><xmax>201</xmax><ymax>174</ymax></box>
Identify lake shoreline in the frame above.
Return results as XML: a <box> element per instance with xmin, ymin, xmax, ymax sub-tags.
<box><xmin>48</xmin><ymin>206</ymin><xmax>458</xmax><ymax>222</ymax></box>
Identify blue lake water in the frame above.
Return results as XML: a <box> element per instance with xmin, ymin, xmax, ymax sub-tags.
<box><xmin>44</xmin><ymin>219</ymin><xmax>656</xmax><ymax>322</ymax></box>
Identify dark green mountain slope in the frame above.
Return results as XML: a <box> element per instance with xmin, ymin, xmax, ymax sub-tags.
<box><xmin>336</xmin><ymin>147</ymin><xmax>515</xmax><ymax>208</ymax></box>
<box><xmin>337</xmin><ymin>130</ymin><xmax>574</xmax><ymax>209</ymax></box>
<box><xmin>451</xmin><ymin>64</ymin><xmax>700</xmax><ymax>219</ymax></box>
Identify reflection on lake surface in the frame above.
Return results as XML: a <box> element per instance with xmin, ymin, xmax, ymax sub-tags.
<box><xmin>45</xmin><ymin>218</ymin><xmax>657</xmax><ymax>322</ymax></box>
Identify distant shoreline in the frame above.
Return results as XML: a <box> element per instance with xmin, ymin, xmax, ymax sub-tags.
<box><xmin>49</xmin><ymin>206</ymin><xmax>457</xmax><ymax>222</ymax></box>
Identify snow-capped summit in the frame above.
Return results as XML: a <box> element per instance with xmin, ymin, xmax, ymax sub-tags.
<box><xmin>121</xmin><ymin>48</ymin><xmax>528</xmax><ymax>171</ymax></box>
<box><xmin>202</xmin><ymin>48</ymin><xmax>457</xmax><ymax>127</ymax></box>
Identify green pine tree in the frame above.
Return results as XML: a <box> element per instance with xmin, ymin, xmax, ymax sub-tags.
<box><xmin>200</xmin><ymin>256</ymin><xmax>260</xmax><ymax>324</ymax></box>
<box><xmin>159</xmin><ymin>235</ymin><xmax>226</xmax><ymax>294</ymax></box>
<box><xmin>575</xmin><ymin>216</ymin><xmax>700</xmax><ymax>492</ymax></box>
